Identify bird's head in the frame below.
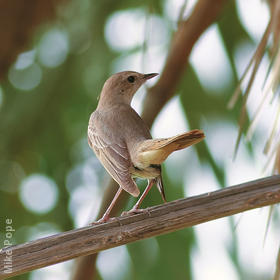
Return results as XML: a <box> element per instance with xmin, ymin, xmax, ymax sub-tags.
<box><xmin>98</xmin><ymin>71</ymin><xmax>158</xmax><ymax>108</ymax></box>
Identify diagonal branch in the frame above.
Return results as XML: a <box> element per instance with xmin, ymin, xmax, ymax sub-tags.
<box><xmin>142</xmin><ymin>0</ymin><xmax>227</xmax><ymax>128</ymax></box>
<box><xmin>1</xmin><ymin>175</ymin><xmax>280</xmax><ymax>279</ymax></box>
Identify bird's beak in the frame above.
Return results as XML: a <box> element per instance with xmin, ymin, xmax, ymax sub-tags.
<box><xmin>143</xmin><ymin>73</ymin><xmax>159</xmax><ymax>80</ymax></box>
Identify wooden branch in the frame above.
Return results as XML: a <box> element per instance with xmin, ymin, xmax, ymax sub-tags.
<box><xmin>1</xmin><ymin>175</ymin><xmax>280</xmax><ymax>279</ymax></box>
<box><xmin>142</xmin><ymin>0</ymin><xmax>228</xmax><ymax>128</ymax></box>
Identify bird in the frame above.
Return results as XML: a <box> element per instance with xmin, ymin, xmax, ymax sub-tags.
<box><xmin>88</xmin><ymin>71</ymin><xmax>205</xmax><ymax>223</ymax></box>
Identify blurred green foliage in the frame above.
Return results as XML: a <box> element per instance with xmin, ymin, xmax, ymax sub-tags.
<box><xmin>0</xmin><ymin>0</ymin><xmax>273</xmax><ymax>280</ymax></box>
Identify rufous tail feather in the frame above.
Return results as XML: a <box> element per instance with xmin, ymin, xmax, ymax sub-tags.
<box><xmin>137</xmin><ymin>129</ymin><xmax>205</xmax><ymax>165</ymax></box>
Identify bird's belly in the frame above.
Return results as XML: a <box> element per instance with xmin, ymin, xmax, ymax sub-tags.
<box><xmin>130</xmin><ymin>164</ymin><xmax>161</xmax><ymax>179</ymax></box>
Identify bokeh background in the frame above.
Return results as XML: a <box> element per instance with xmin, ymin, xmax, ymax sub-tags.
<box><xmin>0</xmin><ymin>0</ymin><xmax>279</xmax><ymax>279</ymax></box>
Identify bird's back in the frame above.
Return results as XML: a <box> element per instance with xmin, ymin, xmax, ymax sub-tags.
<box><xmin>90</xmin><ymin>103</ymin><xmax>151</xmax><ymax>144</ymax></box>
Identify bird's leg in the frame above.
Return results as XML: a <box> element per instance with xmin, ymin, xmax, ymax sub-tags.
<box><xmin>91</xmin><ymin>186</ymin><xmax>123</xmax><ymax>224</ymax></box>
<box><xmin>133</xmin><ymin>179</ymin><xmax>156</xmax><ymax>210</ymax></box>
<box><xmin>122</xmin><ymin>179</ymin><xmax>156</xmax><ymax>216</ymax></box>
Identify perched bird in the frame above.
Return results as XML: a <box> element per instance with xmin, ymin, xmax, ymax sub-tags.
<box><xmin>88</xmin><ymin>71</ymin><xmax>205</xmax><ymax>223</ymax></box>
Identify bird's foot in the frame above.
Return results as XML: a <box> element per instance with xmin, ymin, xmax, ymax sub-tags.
<box><xmin>121</xmin><ymin>208</ymin><xmax>150</xmax><ymax>217</ymax></box>
<box><xmin>90</xmin><ymin>215</ymin><xmax>118</xmax><ymax>225</ymax></box>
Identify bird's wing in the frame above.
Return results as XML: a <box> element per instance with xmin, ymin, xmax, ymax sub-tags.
<box><xmin>88</xmin><ymin>122</ymin><xmax>140</xmax><ymax>197</ymax></box>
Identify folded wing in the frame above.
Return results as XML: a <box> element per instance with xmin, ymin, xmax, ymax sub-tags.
<box><xmin>88</xmin><ymin>122</ymin><xmax>140</xmax><ymax>197</ymax></box>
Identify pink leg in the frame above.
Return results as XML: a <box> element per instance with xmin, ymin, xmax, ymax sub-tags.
<box><xmin>93</xmin><ymin>186</ymin><xmax>123</xmax><ymax>224</ymax></box>
<box><xmin>132</xmin><ymin>179</ymin><xmax>156</xmax><ymax>210</ymax></box>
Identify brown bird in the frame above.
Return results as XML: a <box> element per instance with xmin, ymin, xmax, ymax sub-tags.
<box><xmin>88</xmin><ymin>71</ymin><xmax>205</xmax><ymax>223</ymax></box>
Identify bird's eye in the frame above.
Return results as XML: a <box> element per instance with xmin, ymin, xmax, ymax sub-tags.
<box><xmin>127</xmin><ymin>76</ymin><xmax>135</xmax><ymax>83</ymax></box>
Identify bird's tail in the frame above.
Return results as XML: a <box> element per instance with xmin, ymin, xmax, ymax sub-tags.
<box><xmin>137</xmin><ymin>129</ymin><xmax>205</xmax><ymax>165</ymax></box>
<box><xmin>156</xmin><ymin>175</ymin><xmax>167</xmax><ymax>203</ymax></box>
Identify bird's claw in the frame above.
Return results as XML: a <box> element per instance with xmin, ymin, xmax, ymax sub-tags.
<box><xmin>121</xmin><ymin>208</ymin><xmax>148</xmax><ymax>217</ymax></box>
<box><xmin>90</xmin><ymin>216</ymin><xmax>118</xmax><ymax>225</ymax></box>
